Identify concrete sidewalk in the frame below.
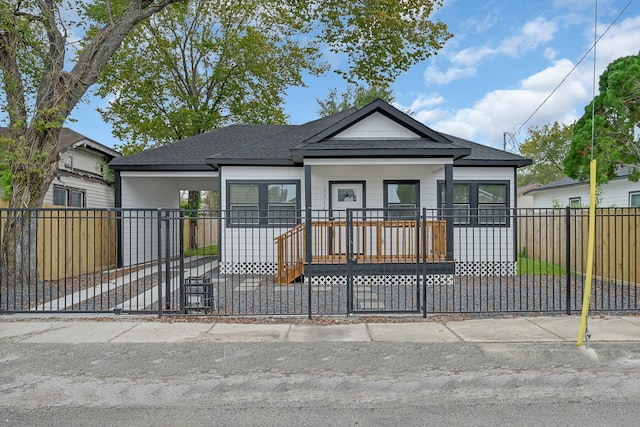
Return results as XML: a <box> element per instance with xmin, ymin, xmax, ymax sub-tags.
<box><xmin>1</xmin><ymin>315</ymin><xmax>640</xmax><ymax>343</ymax></box>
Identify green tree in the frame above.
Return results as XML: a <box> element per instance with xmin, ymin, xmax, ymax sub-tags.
<box><xmin>518</xmin><ymin>122</ymin><xmax>574</xmax><ymax>186</ymax></box>
<box><xmin>97</xmin><ymin>0</ymin><xmax>325</xmax><ymax>153</ymax></box>
<box><xmin>96</xmin><ymin>0</ymin><xmax>451</xmax><ymax>152</ymax></box>
<box><xmin>317</xmin><ymin>84</ymin><xmax>396</xmax><ymax>117</ymax></box>
<box><xmin>564</xmin><ymin>52</ymin><xmax>640</xmax><ymax>183</ymax></box>
<box><xmin>0</xmin><ymin>0</ymin><xmax>181</xmax><ymax>285</ymax></box>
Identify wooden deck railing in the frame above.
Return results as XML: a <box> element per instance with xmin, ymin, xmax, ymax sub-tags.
<box><xmin>274</xmin><ymin>219</ymin><xmax>447</xmax><ymax>284</ymax></box>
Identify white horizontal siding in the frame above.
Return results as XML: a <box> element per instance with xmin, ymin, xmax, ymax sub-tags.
<box><xmin>118</xmin><ymin>172</ymin><xmax>218</xmax><ymax>267</ymax></box>
<box><xmin>332</xmin><ymin>112</ymin><xmax>420</xmax><ymax>139</ymax></box>
<box><xmin>531</xmin><ymin>178</ymin><xmax>640</xmax><ymax>208</ymax></box>
<box><xmin>43</xmin><ymin>176</ymin><xmax>115</xmax><ymax>208</ymax></box>
<box><xmin>219</xmin><ymin>165</ymin><xmax>519</xmax><ymax>267</ymax></box>
<box><xmin>309</xmin><ymin>164</ymin><xmax>443</xmax><ymax>211</ymax></box>
<box><xmin>453</xmin><ymin>227</ymin><xmax>514</xmax><ymax>263</ymax></box>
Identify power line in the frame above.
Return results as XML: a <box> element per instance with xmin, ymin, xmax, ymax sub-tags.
<box><xmin>513</xmin><ymin>0</ymin><xmax>635</xmax><ymax>137</ymax></box>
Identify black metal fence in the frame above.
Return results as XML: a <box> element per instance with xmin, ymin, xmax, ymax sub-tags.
<box><xmin>1</xmin><ymin>207</ymin><xmax>638</xmax><ymax>317</ymax></box>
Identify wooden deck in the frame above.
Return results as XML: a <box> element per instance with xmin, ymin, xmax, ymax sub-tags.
<box><xmin>274</xmin><ymin>219</ymin><xmax>448</xmax><ymax>284</ymax></box>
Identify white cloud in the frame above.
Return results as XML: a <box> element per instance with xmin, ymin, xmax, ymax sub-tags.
<box><xmin>424</xmin><ymin>65</ymin><xmax>477</xmax><ymax>84</ymax></box>
<box><xmin>451</xmin><ymin>46</ymin><xmax>496</xmax><ymax>66</ymax></box>
<box><xmin>499</xmin><ymin>17</ymin><xmax>558</xmax><ymax>57</ymax></box>
<box><xmin>592</xmin><ymin>16</ymin><xmax>640</xmax><ymax>69</ymax></box>
<box><xmin>406</xmin><ymin>13</ymin><xmax>640</xmax><ymax>150</ymax></box>
<box><xmin>406</xmin><ymin>94</ymin><xmax>445</xmax><ymax>110</ymax></box>
<box><xmin>409</xmin><ymin>59</ymin><xmax>589</xmax><ymax>149</ymax></box>
<box><xmin>451</xmin><ymin>16</ymin><xmax>557</xmax><ymax>67</ymax></box>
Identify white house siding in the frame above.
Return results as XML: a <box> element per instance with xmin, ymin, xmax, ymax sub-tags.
<box><xmin>450</xmin><ymin>167</ymin><xmax>517</xmax><ymax>273</ymax></box>
<box><xmin>309</xmin><ymin>163</ymin><xmax>443</xmax><ymax>211</ymax></box>
<box><xmin>219</xmin><ymin>163</ymin><xmax>519</xmax><ymax>276</ymax></box>
<box><xmin>331</xmin><ymin>112</ymin><xmax>421</xmax><ymax>139</ymax></box>
<box><xmin>44</xmin><ymin>175</ymin><xmax>115</xmax><ymax>208</ymax></box>
<box><xmin>220</xmin><ymin>166</ymin><xmax>304</xmax><ymax>274</ymax></box>
<box><xmin>530</xmin><ymin>178</ymin><xmax>640</xmax><ymax>208</ymax></box>
<box><xmin>119</xmin><ymin>172</ymin><xmax>218</xmax><ymax>267</ymax></box>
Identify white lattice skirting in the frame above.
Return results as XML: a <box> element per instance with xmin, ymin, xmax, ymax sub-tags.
<box><xmin>455</xmin><ymin>261</ymin><xmax>517</xmax><ymax>276</ymax></box>
<box><xmin>219</xmin><ymin>261</ymin><xmax>517</xmax><ymax>278</ymax></box>
<box><xmin>309</xmin><ymin>274</ymin><xmax>455</xmax><ymax>287</ymax></box>
<box><xmin>219</xmin><ymin>261</ymin><xmax>277</xmax><ymax>275</ymax></box>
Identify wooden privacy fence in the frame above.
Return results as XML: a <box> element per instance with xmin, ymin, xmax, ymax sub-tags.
<box><xmin>518</xmin><ymin>208</ymin><xmax>640</xmax><ymax>285</ymax></box>
<box><xmin>0</xmin><ymin>205</ymin><xmax>117</xmax><ymax>281</ymax></box>
<box><xmin>183</xmin><ymin>216</ymin><xmax>218</xmax><ymax>250</ymax></box>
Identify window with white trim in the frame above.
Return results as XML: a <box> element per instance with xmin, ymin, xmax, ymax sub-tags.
<box><xmin>438</xmin><ymin>181</ymin><xmax>510</xmax><ymax>226</ymax></box>
<box><xmin>568</xmin><ymin>197</ymin><xmax>582</xmax><ymax>208</ymax></box>
<box><xmin>53</xmin><ymin>186</ymin><xmax>85</xmax><ymax>207</ymax></box>
<box><xmin>227</xmin><ymin>181</ymin><xmax>299</xmax><ymax>226</ymax></box>
<box><xmin>630</xmin><ymin>191</ymin><xmax>640</xmax><ymax>207</ymax></box>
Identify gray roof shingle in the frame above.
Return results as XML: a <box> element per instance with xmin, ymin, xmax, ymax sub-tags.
<box><xmin>110</xmin><ymin>100</ymin><xmax>531</xmax><ymax>170</ymax></box>
<box><xmin>110</xmin><ymin>124</ymin><xmax>288</xmax><ymax>170</ymax></box>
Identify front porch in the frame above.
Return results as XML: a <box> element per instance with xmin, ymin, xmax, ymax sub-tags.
<box><xmin>274</xmin><ymin>217</ymin><xmax>453</xmax><ymax>284</ymax></box>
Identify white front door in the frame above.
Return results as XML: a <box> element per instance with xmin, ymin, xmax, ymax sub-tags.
<box><xmin>329</xmin><ymin>182</ymin><xmax>365</xmax><ymax>255</ymax></box>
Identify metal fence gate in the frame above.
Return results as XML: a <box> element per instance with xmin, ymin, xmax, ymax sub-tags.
<box><xmin>345</xmin><ymin>208</ymin><xmax>422</xmax><ymax>315</ymax></box>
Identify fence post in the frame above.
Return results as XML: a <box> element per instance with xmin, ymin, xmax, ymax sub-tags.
<box><xmin>164</xmin><ymin>212</ymin><xmax>171</xmax><ymax>310</ymax></box>
<box><xmin>157</xmin><ymin>209</ymin><xmax>163</xmax><ymax>317</ymax></box>
<box><xmin>179</xmin><ymin>210</ymin><xmax>185</xmax><ymax>313</ymax></box>
<box><xmin>422</xmin><ymin>208</ymin><xmax>427</xmax><ymax>318</ymax></box>
<box><xmin>565</xmin><ymin>206</ymin><xmax>571</xmax><ymax>315</ymax></box>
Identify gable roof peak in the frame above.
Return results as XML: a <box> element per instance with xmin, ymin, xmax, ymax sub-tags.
<box><xmin>304</xmin><ymin>98</ymin><xmax>452</xmax><ymax>144</ymax></box>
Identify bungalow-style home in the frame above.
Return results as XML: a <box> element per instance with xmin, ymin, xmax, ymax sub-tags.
<box><xmin>525</xmin><ymin>167</ymin><xmax>640</xmax><ymax>208</ymax></box>
<box><xmin>109</xmin><ymin>99</ymin><xmax>531</xmax><ymax>284</ymax></box>
<box><xmin>0</xmin><ymin>127</ymin><xmax>121</xmax><ymax>208</ymax></box>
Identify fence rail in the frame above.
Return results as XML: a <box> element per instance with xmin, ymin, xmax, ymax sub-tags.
<box><xmin>1</xmin><ymin>206</ymin><xmax>638</xmax><ymax>316</ymax></box>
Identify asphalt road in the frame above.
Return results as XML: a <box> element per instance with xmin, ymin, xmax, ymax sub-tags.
<box><xmin>2</xmin><ymin>341</ymin><xmax>640</xmax><ymax>426</ymax></box>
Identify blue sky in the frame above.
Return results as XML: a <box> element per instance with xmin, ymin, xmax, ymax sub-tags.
<box><xmin>69</xmin><ymin>0</ymin><xmax>640</xmax><ymax>151</ymax></box>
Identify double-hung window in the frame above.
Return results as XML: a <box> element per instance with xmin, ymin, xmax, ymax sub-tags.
<box><xmin>438</xmin><ymin>181</ymin><xmax>509</xmax><ymax>226</ymax></box>
<box><xmin>227</xmin><ymin>180</ymin><xmax>299</xmax><ymax>226</ymax></box>
<box><xmin>53</xmin><ymin>186</ymin><xmax>85</xmax><ymax>207</ymax></box>
<box><xmin>384</xmin><ymin>180</ymin><xmax>420</xmax><ymax>219</ymax></box>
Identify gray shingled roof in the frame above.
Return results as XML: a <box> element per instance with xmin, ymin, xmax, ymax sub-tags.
<box><xmin>442</xmin><ymin>133</ymin><xmax>531</xmax><ymax>166</ymax></box>
<box><xmin>206</xmin><ymin>107</ymin><xmax>358</xmax><ymax>165</ymax></box>
<box><xmin>1</xmin><ymin>127</ymin><xmax>120</xmax><ymax>158</ymax></box>
<box><xmin>527</xmin><ymin>166</ymin><xmax>634</xmax><ymax>192</ymax></box>
<box><xmin>110</xmin><ymin>100</ymin><xmax>532</xmax><ymax>170</ymax></box>
<box><xmin>110</xmin><ymin>124</ymin><xmax>288</xmax><ymax>170</ymax></box>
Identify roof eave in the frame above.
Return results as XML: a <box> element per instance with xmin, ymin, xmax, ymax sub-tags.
<box><xmin>207</xmin><ymin>158</ymin><xmax>294</xmax><ymax>168</ymax></box>
<box><xmin>454</xmin><ymin>159</ymin><xmax>533</xmax><ymax>168</ymax></box>
<box><xmin>110</xmin><ymin>164</ymin><xmax>217</xmax><ymax>172</ymax></box>
<box><xmin>290</xmin><ymin>147</ymin><xmax>471</xmax><ymax>163</ymax></box>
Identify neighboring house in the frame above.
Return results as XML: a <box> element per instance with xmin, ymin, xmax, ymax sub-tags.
<box><xmin>517</xmin><ymin>183</ymin><xmax>542</xmax><ymax>209</ymax></box>
<box><xmin>0</xmin><ymin>128</ymin><xmax>121</xmax><ymax>208</ymax></box>
<box><xmin>44</xmin><ymin>128</ymin><xmax>121</xmax><ymax>208</ymax></box>
<box><xmin>525</xmin><ymin>167</ymin><xmax>640</xmax><ymax>208</ymax></box>
<box><xmin>110</xmin><ymin>99</ymin><xmax>531</xmax><ymax>280</ymax></box>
